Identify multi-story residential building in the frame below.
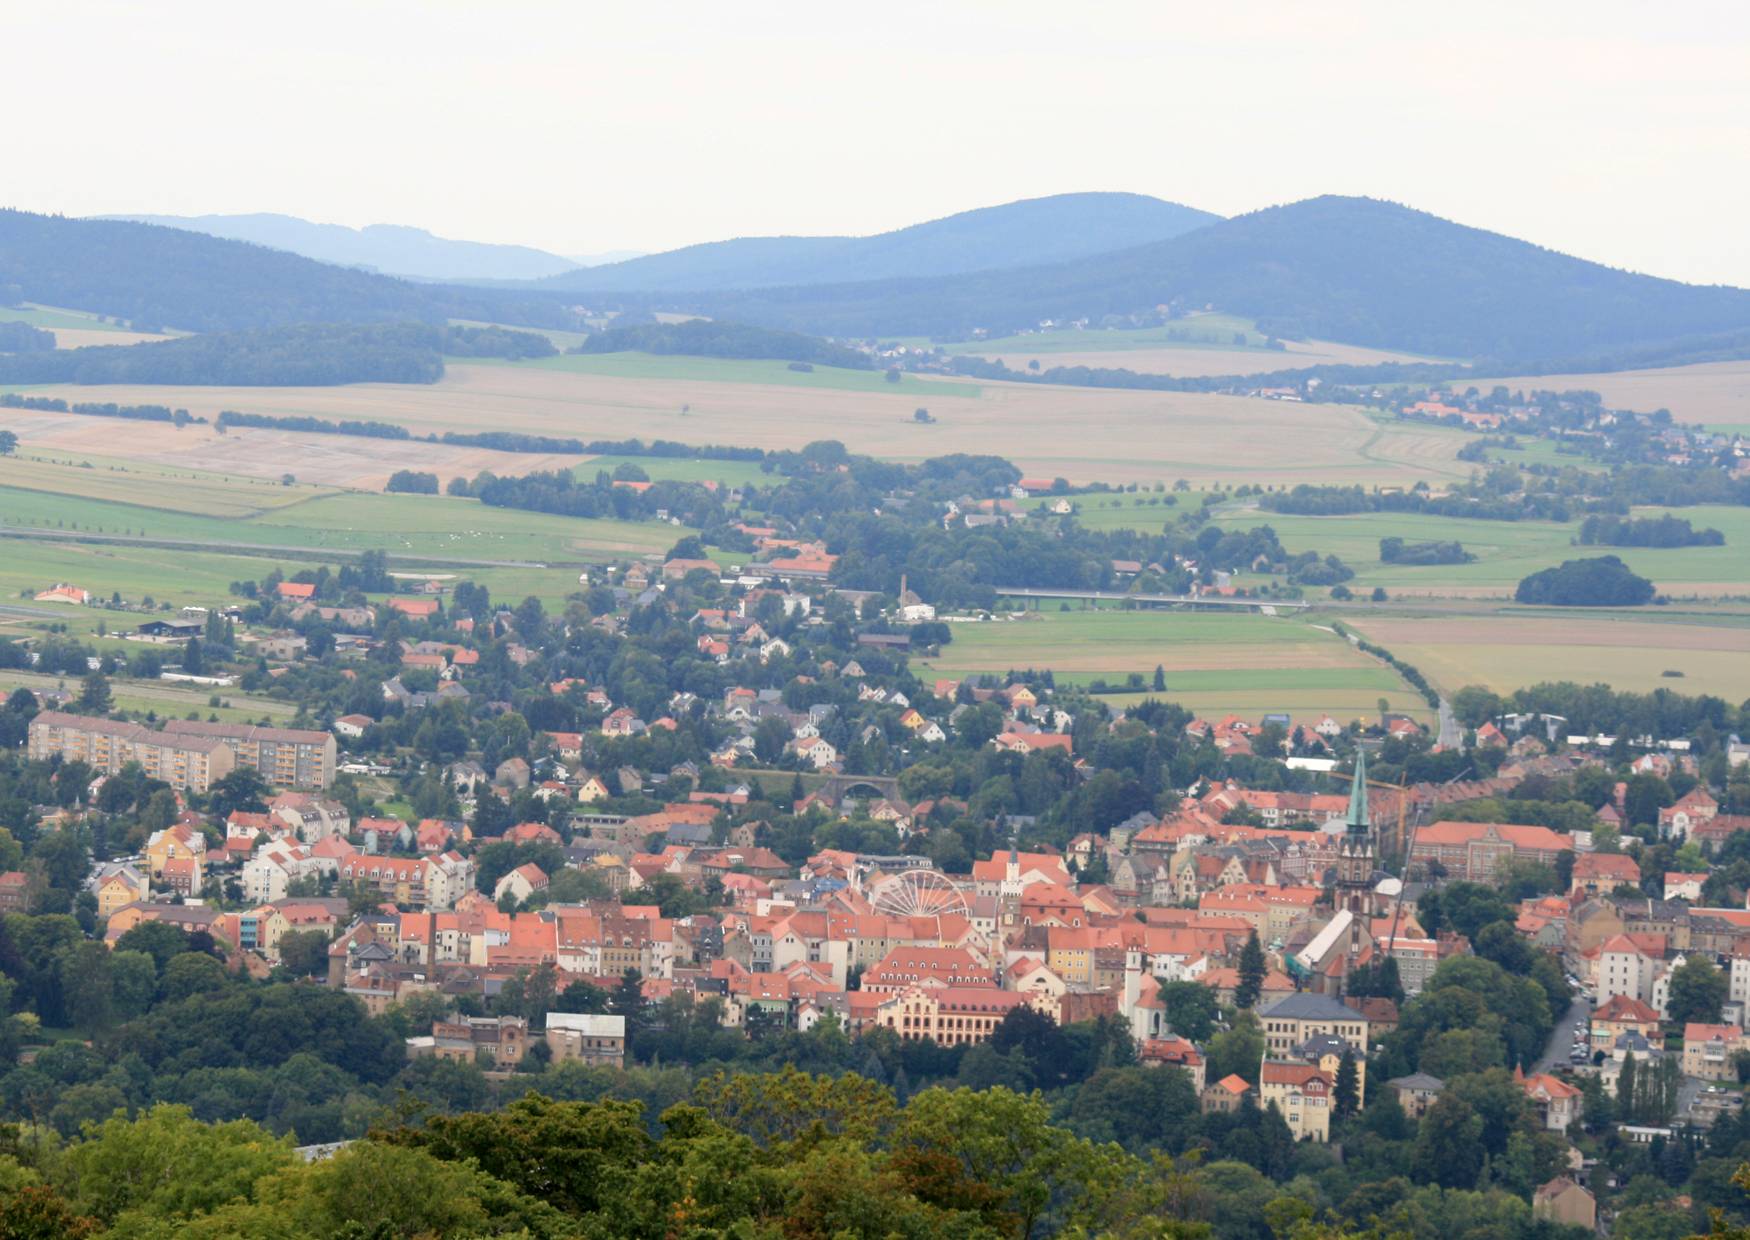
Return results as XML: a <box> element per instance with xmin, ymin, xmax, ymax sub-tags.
<box><xmin>145</xmin><ymin>824</ymin><xmax>208</xmax><ymax>882</ymax></box>
<box><xmin>1258</xmin><ymin>992</ymin><xmax>1370</xmax><ymax>1056</ymax></box>
<box><xmin>161</xmin><ymin>720</ymin><xmax>337</xmax><ymax>788</ymax></box>
<box><xmin>1591</xmin><ymin>994</ymin><xmax>1663</xmax><ymax>1054</ymax></box>
<box><xmin>29</xmin><ymin>711</ymin><xmax>235</xmax><ymax>792</ymax></box>
<box><xmin>545</xmin><ymin>1013</ymin><xmax>627</xmax><ymax>1067</ymax></box>
<box><xmin>1596</xmin><ymin>934</ymin><xmax>1664</xmax><ymax>1007</ymax></box>
<box><xmin>1519</xmin><ymin>1070</ymin><xmax>1582</xmax><ymax>1131</ymax></box>
<box><xmin>1260</xmin><ymin>1061</ymin><xmax>1334</xmax><ymax>1142</ymax></box>
<box><xmin>1683</xmin><ymin>1023</ymin><xmax>1750</xmax><ymax>1081</ymax></box>
<box><xmin>1409</xmin><ymin>821</ymin><xmax>1574</xmax><ymax>882</ymax></box>
<box><xmin>336</xmin><ymin>854</ymin><xmax>432</xmax><ymax>906</ymax></box>
<box><xmin>862</xmin><ymin>946</ymin><xmax>994</xmax><ymax>994</ymax></box>
<box><xmin>873</xmin><ymin>983</ymin><xmax>1035</xmax><ymax>1046</ymax></box>
<box><xmin>92</xmin><ymin>864</ymin><xmax>149</xmax><ymax>919</ymax></box>
<box><xmin>241</xmin><ymin>840</ymin><xmax>333</xmax><ymax>904</ymax></box>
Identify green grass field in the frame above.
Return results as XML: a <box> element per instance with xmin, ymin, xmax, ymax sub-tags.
<box><xmin>1211</xmin><ymin>504</ymin><xmax>1750</xmax><ymax>593</ymax></box>
<box><xmin>475</xmin><ymin>351</ymin><xmax>979</xmax><ymax>398</ymax></box>
<box><xmin>1025</xmin><ymin>490</ymin><xmax>1226</xmax><ymax>530</ymax></box>
<box><xmin>895</xmin><ymin>313</ymin><xmax>1272</xmax><ymax>356</ymax></box>
<box><xmin>0</xmin><ymin>540</ymin><xmax>314</xmax><ymax>609</ymax></box>
<box><xmin>0</xmin><ymin>303</ymin><xmax>142</xmax><ymax>333</ymax></box>
<box><xmin>448</xmin><ymin>318</ymin><xmax>593</xmax><ymax>352</ymax></box>
<box><xmin>913</xmin><ymin>610</ymin><xmax>1429</xmax><ymax>723</ymax></box>
<box><xmin>0</xmin><ymin>450</ymin><xmax>342</xmax><ymax>518</ymax></box>
<box><xmin>0</xmin><ymin>669</ymin><xmax>296</xmax><ymax>724</ymax></box>
<box><xmin>0</xmin><ymin>486</ymin><xmax>683</xmax><ymax>566</ymax></box>
<box><xmin>576</xmin><ymin>454</ymin><xmax>774</xmax><ymax>490</ymax></box>
<box><xmin>0</xmin><ymin>536</ymin><xmax>591</xmax><ymax>625</ymax></box>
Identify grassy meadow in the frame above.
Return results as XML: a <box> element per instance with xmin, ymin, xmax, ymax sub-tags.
<box><xmin>0</xmin><ymin>669</ymin><xmax>296</xmax><ymax>725</ymax></box>
<box><xmin>1025</xmin><ymin>490</ymin><xmax>1225</xmax><ymax>530</ymax></box>
<box><xmin>1211</xmin><ymin>504</ymin><xmax>1750</xmax><ymax>596</ymax></box>
<box><xmin>0</xmin><ymin>451</ymin><xmax>343</xmax><ymax>517</ymax></box>
<box><xmin>576</xmin><ymin>453</ymin><xmax>774</xmax><ymax>490</ymax></box>
<box><xmin>480</xmin><ymin>351</ymin><xmax>980</xmax><ymax>399</ymax></box>
<box><xmin>0</xmin><ymin>485</ymin><xmax>682</xmax><ymax>565</ymax></box>
<box><xmin>913</xmin><ymin>610</ymin><xmax>1430</xmax><ymax>724</ymax></box>
<box><xmin>902</xmin><ymin>313</ymin><xmax>1275</xmax><ymax>356</ymax></box>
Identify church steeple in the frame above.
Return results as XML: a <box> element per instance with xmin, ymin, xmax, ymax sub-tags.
<box><xmin>1336</xmin><ymin>751</ymin><xmax>1376</xmax><ymax>917</ymax></box>
<box><xmin>1345</xmin><ymin>749</ymin><xmax>1370</xmax><ymax>836</ymax></box>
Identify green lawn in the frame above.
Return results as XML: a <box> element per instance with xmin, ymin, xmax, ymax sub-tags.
<box><xmin>474</xmin><ymin>351</ymin><xmax>978</xmax><ymax>398</ymax></box>
<box><xmin>1212</xmin><ymin>505</ymin><xmax>1750</xmax><ymax>592</ymax></box>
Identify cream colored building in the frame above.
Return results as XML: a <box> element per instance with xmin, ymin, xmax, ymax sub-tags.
<box><xmin>30</xmin><ymin>711</ymin><xmax>235</xmax><ymax>792</ymax></box>
<box><xmin>1261</xmin><ymin>1060</ymin><xmax>1333</xmax><ymax>1142</ymax></box>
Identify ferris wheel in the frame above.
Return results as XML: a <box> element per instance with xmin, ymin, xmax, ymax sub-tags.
<box><xmin>870</xmin><ymin>869</ymin><xmax>971</xmax><ymax>918</ymax></box>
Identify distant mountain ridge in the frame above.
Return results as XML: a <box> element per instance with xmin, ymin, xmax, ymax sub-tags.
<box><xmin>0</xmin><ymin>210</ymin><xmax>574</xmax><ymax>333</ymax></box>
<box><xmin>535</xmin><ymin>192</ymin><xmax>1221</xmax><ymax>293</ymax></box>
<box><xmin>97</xmin><ymin>212</ymin><xmax>582</xmax><ymax>281</ymax></box>
<box><xmin>653</xmin><ymin>197</ymin><xmax>1750</xmax><ymax>363</ymax></box>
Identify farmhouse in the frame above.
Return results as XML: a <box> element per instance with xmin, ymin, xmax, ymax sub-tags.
<box><xmin>33</xmin><ymin>583</ymin><xmax>91</xmax><ymax>605</ymax></box>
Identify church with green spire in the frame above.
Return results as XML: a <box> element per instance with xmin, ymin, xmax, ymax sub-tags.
<box><xmin>1336</xmin><ymin>751</ymin><xmax>1377</xmax><ymax>917</ymax></box>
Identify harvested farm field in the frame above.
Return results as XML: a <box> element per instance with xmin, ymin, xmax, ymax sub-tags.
<box><xmin>11</xmin><ymin>359</ymin><xmax>1473</xmax><ymax>489</ymax></box>
<box><xmin>1347</xmin><ymin>612</ymin><xmax>1750</xmax><ymax>699</ymax></box>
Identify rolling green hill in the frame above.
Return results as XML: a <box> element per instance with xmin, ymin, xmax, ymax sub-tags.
<box><xmin>534</xmin><ymin>192</ymin><xmax>1219</xmax><ymax>292</ymax></box>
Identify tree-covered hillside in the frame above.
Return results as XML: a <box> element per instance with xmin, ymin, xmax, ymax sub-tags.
<box><xmin>0</xmin><ymin>322</ymin><xmax>553</xmax><ymax>386</ymax></box>
<box><xmin>575</xmin><ymin>319</ymin><xmax>872</xmax><ymax>368</ymax></box>
<box><xmin>0</xmin><ymin>210</ymin><xmax>575</xmax><ymax>333</ymax></box>
<box><xmin>654</xmin><ymin>197</ymin><xmax>1750</xmax><ymax>362</ymax></box>
<box><xmin>536</xmin><ymin>192</ymin><xmax>1220</xmax><ymax>292</ymax></box>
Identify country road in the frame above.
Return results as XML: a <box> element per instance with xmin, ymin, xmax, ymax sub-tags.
<box><xmin>1437</xmin><ymin>697</ymin><xmax>1461</xmax><ymax>748</ymax></box>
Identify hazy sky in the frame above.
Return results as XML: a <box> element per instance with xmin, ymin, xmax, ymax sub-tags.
<box><xmin>7</xmin><ymin>1</ymin><xmax>1749</xmax><ymax>284</ymax></box>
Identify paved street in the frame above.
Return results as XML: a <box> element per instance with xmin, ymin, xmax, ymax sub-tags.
<box><xmin>1436</xmin><ymin>697</ymin><xmax>1461</xmax><ymax>749</ymax></box>
<box><xmin>1535</xmin><ymin>992</ymin><xmax>1594</xmax><ymax>1074</ymax></box>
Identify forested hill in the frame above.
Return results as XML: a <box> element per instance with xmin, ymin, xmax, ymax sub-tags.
<box><xmin>0</xmin><ymin>210</ymin><xmax>575</xmax><ymax>333</ymax></box>
<box><xmin>0</xmin><ymin>322</ymin><xmax>554</xmax><ymax>386</ymax></box>
<box><xmin>575</xmin><ymin>319</ymin><xmax>872</xmax><ymax>368</ymax></box>
<box><xmin>656</xmin><ymin>196</ymin><xmax>1750</xmax><ymax>363</ymax></box>
<box><xmin>534</xmin><ymin>192</ymin><xmax>1220</xmax><ymax>292</ymax></box>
